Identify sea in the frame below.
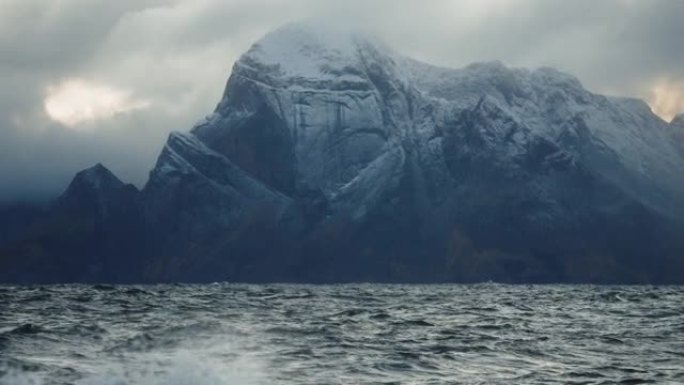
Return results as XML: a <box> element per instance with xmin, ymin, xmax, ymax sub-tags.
<box><xmin>0</xmin><ymin>284</ymin><xmax>682</xmax><ymax>385</ymax></box>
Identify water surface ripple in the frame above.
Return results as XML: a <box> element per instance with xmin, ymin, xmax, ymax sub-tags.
<box><xmin>0</xmin><ymin>284</ymin><xmax>682</xmax><ymax>384</ymax></box>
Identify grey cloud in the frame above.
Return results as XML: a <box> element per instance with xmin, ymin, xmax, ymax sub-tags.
<box><xmin>0</xmin><ymin>0</ymin><xmax>167</xmax><ymax>72</ymax></box>
<box><xmin>1</xmin><ymin>0</ymin><xmax>683</xmax><ymax>203</ymax></box>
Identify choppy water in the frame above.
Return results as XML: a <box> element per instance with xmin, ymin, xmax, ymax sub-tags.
<box><xmin>1</xmin><ymin>284</ymin><xmax>683</xmax><ymax>385</ymax></box>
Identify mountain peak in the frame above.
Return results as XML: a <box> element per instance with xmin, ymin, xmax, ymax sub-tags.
<box><xmin>231</xmin><ymin>21</ymin><xmax>387</xmax><ymax>91</ymax></box>
<box><xmin>59</xmin><ymin>163</ymin><xmax>130</xmax><ymax>204</ymax></box>
<box><xmin>57</xmin><ymin>163</ymin><xmax>137</xmax><ymax>217</ymax></box>
<box><xmin>243</xmin><ymin>22</ymin><xmax>366</xmax><ymax>64</ymax></box>
<box><xmin>70</xmin><ymin>163</ymin><xmax>123</xmax><ymax>191</ymax></box>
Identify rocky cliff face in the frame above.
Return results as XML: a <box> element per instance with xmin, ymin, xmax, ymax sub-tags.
<box><xmin>2</xmin><ymin>23</ymin><xmax>684</xmax><ymax>283</ymax></box>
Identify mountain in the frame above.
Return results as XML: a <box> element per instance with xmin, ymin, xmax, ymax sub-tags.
<box><xmin>2</xmin><ymin>23</ymin><xmax>684</xmax><ymax>283</ymax></box>
<box><xmin>0</xmin><ymin>164</ymin><xmax>144</xmax><ymax>283</ymax></box>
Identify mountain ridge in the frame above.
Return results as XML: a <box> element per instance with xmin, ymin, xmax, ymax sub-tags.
<box><xmin>2</xmin><ymin>22</ymin><xmax>683</xmax><ymax>284</ymax></box>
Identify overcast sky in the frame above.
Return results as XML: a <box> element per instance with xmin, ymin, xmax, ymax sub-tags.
<box><xmin>1</xmin><ymin>0</ymin><xmax>683</xmax><ymax>203</ymax></box>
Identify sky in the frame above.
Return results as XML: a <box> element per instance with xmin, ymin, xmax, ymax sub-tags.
<box><xmin>1</xmin><ymin>0</ymin><xmax>683</xmax><ymax>203</ymax></box>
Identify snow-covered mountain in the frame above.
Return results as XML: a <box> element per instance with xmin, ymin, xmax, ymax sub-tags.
<box><xmin>2</xmin><ymin>23</ymin><xmax>684</xmax><ymax>283</ymax></box>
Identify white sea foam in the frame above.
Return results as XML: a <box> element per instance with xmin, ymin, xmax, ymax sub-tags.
<box><xmin>1</xmin><ymin>342</ymin><xmax>269</xmax><ymax>385</ymax></box>
<box><xmin>75</xmin><ymin>352</ymin><xmax>267</xmax><ymax>385</ymax></box>
<box><xmin>0</xmin><ymin>371</ymin><xmax>42</xmax><ymax>385</ymax></box>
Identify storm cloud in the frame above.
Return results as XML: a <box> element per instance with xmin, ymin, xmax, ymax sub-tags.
<box><xmin>1</xmin><ymin>0</ymin><xmax>683</xmax><ymax>202</ymax></box>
